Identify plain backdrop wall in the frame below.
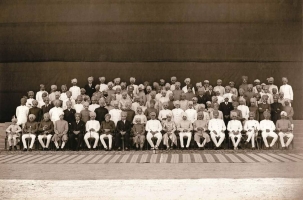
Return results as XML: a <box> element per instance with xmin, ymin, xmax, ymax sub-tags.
<box><xmin>0</xmin><ymin>0</ymin><xmax>302</xmax><ymax>121</ymax></box>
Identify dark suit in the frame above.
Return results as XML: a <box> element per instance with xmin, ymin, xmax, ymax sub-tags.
<box><xmin>95</xmin><ymin>106</ymin><xmax>109</xmax><ymax>124</ymax></box>
<box><xmin>197</xmin><ymin>95</ymin><xmax>208</xmax><ymax>107</ymax></box>
<box><xmin>64</xmin><ymin>109</ymin><xmax>76</xmax><ymax>131</ymax></box>
<box><xmin>29</xmin><ymin>107</ymin><xmax>43</xmax><ymax>122</ymax></box>
<box><xmin>205</xmin><ymin>90</ymin><xmax>216</xmax><ymax>101</ymax></box>
<box><xmin>69</xmin><ymin>120</ymin><xmax>85</xmax><ymax>150</ymax></box>
<box><xmin>84</xmin><ymin>83</ymin><xmax>96</xmax><ymax>98</ymax></box>
<box><xmin>219</xmin><ymin>101</ymin><xmax>233</xmax><ymax>126</ymax></box>
<box><xmin>115</xmin><ymin>120</ymin><xmax>132</xmax><ymax>149</ymax></box>
<box><xmin>271</xmin><ymin>102</ymin><xmax>282</xmax><ymax>124</ymax></box>
<box><xmin>41</xmin><ymin>104</ymin><xmax>53</xmax><ymax>115</ymax></box>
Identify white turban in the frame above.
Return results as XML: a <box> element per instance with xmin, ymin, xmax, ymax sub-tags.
<box><xmin>280</xmin><ymin>111</ymin><xmax>287</xmax><ymax>116</ymax></box>
<box><xmin>71</xmin><ymin>78</ymin><xmax>77</xmax><ymax>83</ymax></box>
<box><xmin>184</xmin><ymin>78</ymin><xmax>191</xmax><ymax>83</ymax></box>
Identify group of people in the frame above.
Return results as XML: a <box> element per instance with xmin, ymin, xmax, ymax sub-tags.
<box><xmin>6</xmin><ymin>75</ymin><xmax>294</xmax><ymax>151</ymax></box>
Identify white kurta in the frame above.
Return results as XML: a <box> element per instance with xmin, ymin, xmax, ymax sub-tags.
<box><xmin>214</xmin><ymin>86</ymin><xmax>225</xmax><ymax>96</ymax></box>
<box><xmin>48</xmin><ymin>92</ymin><xmax>56</xmax><ymax>102</ymax></box>
<box><xmin>259</xmin><ymin>120</ymin><xmax>276</xmax><ymax>132</ymax></box>
<box><xmin>227</xmin><ymin>120</ymin><xmax>243</xmax><ymax>132</ymax></box>
<box><xmin>26</xmin><ymin>98</ymin><xmax>34</xmax><ymax>108</ymax></box>
<box><xmin>172</xmin><ymin>108</ymin><xmax>184</xmax><ymax>125</ymax></box>
<box><xmin>16</xmin><ymin>105</ymin><xmax>29</xmax><ymax>125</ymax></box>
<box><xmin>244</xmin><ymin>120</ymin><xmax>260</xmax><ymax>131</ymax></box>
<box><xmin>36</xmin><ymin>91</ymin><xmax>48</xmax><ymax>102</ymax></box>
<box><xmin>145</xmin><ymin>119</ymin><xmax>162</xmax><ymax>132</ymax></box>
<box><xmin>279</xmin><ymin>84</ymin><xmax>293</xmax><ymax>101</ymax></box>
<box><xmin>86</xmin><ymin>120</ymin><xmax>100</xmax><ymax>133</ymax></box>
<box><xmin>185</xmin><ymin>109</ymin><xmax>197</xmax><ymax>123</ymax></box>
<box><xmin>69</xmin><ymin>86</ymin><xmax>81</xmax><ymax>100</ymax></box>
<box><xmin>237</xmin><ymin>105</ymin><xmax>250</xmax><ymax>120</ymax></box>
<box><xmin>59</xmin><ymin>93</ymin><xmax>68</xmax><ymax>101</ymax></box>
<box><xmin>49</xmin><ymin>107</ymin><xmax>64</xmax><ymax>122</ymax></box>
<box><xmin>208</xmin><ymin>118</ymin><xmax>226</xmax><ymax>132</ymax></box>
<box><xmin>109</xmin><ymin>109</ymin><xmax>122</xmax><ymax>125</ymax></box>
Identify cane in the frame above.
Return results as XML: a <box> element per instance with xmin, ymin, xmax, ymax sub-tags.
<box><xmin>28</xmin><ymin>126</ymin><xmax>31</xmax><ymax>151</ymax></box>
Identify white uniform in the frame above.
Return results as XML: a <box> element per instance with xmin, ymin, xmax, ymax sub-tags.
<box><xmin>259</xmin><ymin>119</ymin><xmax>278</xmax><ymax>147</ymax></box>
<box><xmin>214</xmin><ymin>86</ymin><xmax>225</xmax><ymax>96</ymax></box>
<box><xmin>16</xmin><ymin>105</ymin><xmax>29</xmax><ymax>125</ymax></box>
<box><xmin>145</xmin><ymin>119</ymin><xmax>163</xmax><ymax>148</ymax></box>
<box><xmin>185</xmin><ymin>109</ymin><xmax>197</xmax><ymax>123</ymax></box>
<box><xmin>49</xmin><ymin>107</ymin><xmax>64</xmax><ymax>122</ymax></box>
<box><xmin>227</xmin><ymin>120</ymin><xmax>243</xmax><ymax>148</ymax></box>
<box><xmin>279</xmin><ymin>84</ymin><xmax>293</xmax><ymax>101</ymax></box>
<box><xmin>60</xmin><ymin>93</ymin><xmax>68</xmax><ymax>101</ymax></box>
<box><xmin>208</xmin><ymin>118</ymin><xmax>226</xmax><ymax>147</ymax></box>
<box><xmin>172</xmin><ymin>108</ymin><xmax>184</xmax><ymax>125</ymax></box>
<box><xmin>237</xmin><ymin>105</ymin><xmax>250</xmax><ymax>120</ymax></box>
<box><xmin>109</xmin><ymin>109</ymin><xmax>122</xmax><ymax>125</ymax></box>
<box><xmin>84</xmin><ymin>120</ymin><xmax>100</xmax><ymax>149</ymax></box>
<box><xmin>69</xmin><ymin>86</ymin><xmax>81</xmax><ymax>100</ymax></box>
<box><xmin>36</xmin><ymin>91</ymin><xmax>48</xmax><ymax>102</ymax></box>
<box><xmin>244</xmin><ymin>120</ymin><xmax>260</xmax><ymax>148</ymax></box>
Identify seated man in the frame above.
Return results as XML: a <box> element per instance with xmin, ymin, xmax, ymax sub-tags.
<box><xmin>38</xmin><ymin>113</ymin><xmax>54</xmax><ymax>150</ymax></box>
<box><xmin>52</xmin><ymin>112</ymin><xmax>68</xmax><ymax>150</ymax></box>
<box><xmin>22</xmin><ymin>114</ymin><xmax>38</xmax><ymax>151</ymax></box>
<box><xmin>243</xmin><ymin>112</ymin><xmax>260</xmax><ymax>149</ymax></box>
<box><xmin>177</xmin><ymin>113</ymin><xmax>193</xmax><ymax>150</ymax></box>
<box><xmin>193</xmin><ymin>112</ymin><xmax>210</xmax><ymax>150</ymax></box>
<box><xmin>158</xmin><ymin>102</ymin><xmax>173</xmax><ymax>122</ymax></box>
<box><xmin>260</xmin><ymin>111</ymin><xmax>278</xmax><ymax>149</ymax></box>
<box><xmin>208</xmin><ymin>110</ymin><xmax>226</xmax><ymax>150</ymax></box>
<box><xmin>28</xmin><ymin>100</ymin><xmax>42</xmax><ymax>122</ymax></box>
<box><xmin>70</xmin><ymin>113</ymin><xmax>85</xmax><ymax>151</ymax></box>
<box><xmin>84</xmin><ymin>112</ymin><xmax>100</xmax><ymax>150</ymax></box>
<box><xmin>276</xmin><ymin>111</ymin><xmax>293</xmax><ymax>150</ymax></box>
<box><xmin>227</xmin><ymin>112</ymin><xmax>243</xmax><ymax>150</ymax></box>
<box><xmin>145</xmin><ymin>112</ymin><xmax>163</xmax><ymax>150</ymax></box>
<box><xmin>100</xmin><ymin>114</ymin><xmax>115</xmax><ymax>151</ymax></box>
<box><xmin>162</xmin><ymin>113</ymin><xmax>177</xmax><ymax>150</ymax></box>
<box><xmin>6</xmin><ymin>117</ymin><xmax>22</xmax><ymax>151</ymax></box>
<box><xmin>132</xmin><ymin>118</ymin><xmax>146</xmax><ymax>150</ymax></box>
<box><xmin>116</xmin><ymin>112</ymin><xmax>132</xmax><ymax>151</ymax></box>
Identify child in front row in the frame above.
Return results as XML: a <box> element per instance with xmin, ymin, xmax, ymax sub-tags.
<box><xmin>132</xmin><ymin>118</ymin><xmax>145</xmax><ymax>150</ymax></box>
<box><xmin>6</xmin><ymin>117</ymin><xmax>22</xmax><ymax>150</ymax></box>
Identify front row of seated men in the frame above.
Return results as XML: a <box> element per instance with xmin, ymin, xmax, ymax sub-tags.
<box><xmin>6</xmin><ymin>109</ymin><xmax>294</xmax><ymax>151</ymax></box>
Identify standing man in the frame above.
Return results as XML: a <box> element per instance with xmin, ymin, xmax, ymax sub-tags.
<box><xmin>239</xmin><ymin>75</ymin><xmax>249</xmax><ymax>92</ymax></box>
<box><xmin>279</xmin><ymin>77</ymin><xmax>293</xmax><ymax>103</ymax></box>
<box><xmin>69</xmin><ymin>78</ymin><xmax>81</xmax><ymax>100</ymax></box>
<box><xmin>219</xmin><ymin>96</ymin><xmax>233</xmax><ymax>126</ymax></box>
<box><xmin>84</xmin><ymin>76</ymin><xmax>96</xmax><ymax>99</ymax></box>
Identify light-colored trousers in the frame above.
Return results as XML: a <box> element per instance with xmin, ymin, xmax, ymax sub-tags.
<box><xmin>8</xmin><ymin>134</ymin><xmax>19</xmax><ymax>146</ymax></box>
<box><xmin>246</xmin><ymin>130</ymin><xmax>258</xmax><ymax>148</ymax></box>
<box><xmin>179</xmin><ymin>132</ymin><xmax>192</xmax><ymax>148</ymax></box>
<box><xmin>210</xmin><ymin>131</ymin><xmax>225</xmax><ymax>147</ymax></box>
<box><xmin>278</xmin><ymin>132</ymin><xmax>294</xmax><ymax>147</ymax></box>
<box><xmin>22</xmin><ymin>134</ymin><xmax>36</xmax><ymax>149</ymax></box>
<box><xmin>229</xmin><ymin>132</ymin><xmax>241</xmax><ymax>148</ymax></box>
<box><xmin>261</xmin><ymin>131</ymin><xmax>278</xmax><ymax>147</ymax></box>
<box><xmin>146</xmin><ymin>132</ymin><xmax>162</xmax><ymax>148</ymax></box>
<box><xmin>84</xmin><ymin>132</ymin><xmax>99</xmax><ymax>148</ymax></box>
<box><xmin>38</xmin><ymin>134</ymin><xmax>52</xmax><ymax>148</ymax></box>
<box><xmin>100</xmin><ymin>134</ymin><xmax>113</xmax><ymax>149</ymax></box>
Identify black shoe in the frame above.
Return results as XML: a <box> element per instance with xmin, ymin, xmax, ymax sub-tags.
<box><xmin>14</xmin><ymin>146</ymin><xmax>17</xmax><ymax>150</ymax></box>
<box><xmin>45</xmin><ymin>148</ymin><xmax>49</xmax><ymax>151</ymax></box>
<box><xmin>9</xmin><ymin>146</ymin><xmax>12</xmax><ymax>151</ymax></box>
<box><xmin>56</xmin><ymin>148</ymin><xmax>60</xmax><ymax>151</ymax></box>
<box><xmin>199</xmin><ymin>147</ymin><xmax>204</xmax><ymax>150</ymax></box>
<box><xmin>93</xmin><ymin>148</ymin><xmax>97</xmax><ymax>151</ymax></box>
<box><xmin>117</xmin><ymin>147</ymin><xmax>121</xmax><ymax>151</ymax></box>
<box><xmin>252</xmin><ymin>147</ymin><xmax>256</xmax><ymax>150</ymax></box>
<box><xmin>125</xmin><ymin>147</ymin><xmax>129</xmax><ymax>151</ymax></box>
<box><xmin>108</xmin><ymin>148</ymin><xmax>112</xmax><ymax>151</ymax></box>
<box><xmin>23</xmin><ymin>148</ymin><xmax>27</xmax><ymax>151</ymax></box>
<box><xmin>105</xmin><ymin>148</ymin><xmax>108</xmax><ymax>151</ymax></box>
<box><xmin>269</xmin><ymin>147</ymin><xmax>273</xmax><ymax>150</ymax></box>
<box><xmin>28</xmin><ymin>148</ymin><xmax>32</xmax><ymax>151</ymax></box>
